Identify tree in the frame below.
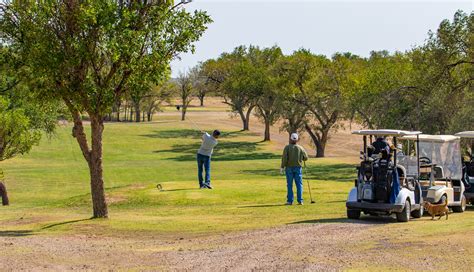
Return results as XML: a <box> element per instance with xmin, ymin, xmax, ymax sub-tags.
<box><xmin>129</xmin><ymin>81</ymin><xmax>152</xmax><ymax>122</ymax></box>
<box><xmin>192</xmin><ymin>63</ymin><xmax>210</xmax><ymax>107</ymax></box>
<box><xmin>175</xmin><ymin>70</ymin><xmax>195</xmax><ymax>121</ymax></box>
<box><xmin>275</xmin><ymin>55</ymin><xmax>310</xmax><ymax>140</ymax></box>
<box><xmin>284</xmin><ymin>50</ymin><xmax>354</xmax><ymax>157</ymax></box>
<box><xmin>251</xmin><ymin>46</ymin><xmax>283</xmax><ymax>141</ymax></box>
<box><xmin>142</xmin><ymin>83</ymin><xmax>173</xmax><ymax>122</ymax></box>
<box><xmin>202</xmin><ymin>46</ymin><xmax>258</xmax><ymax>131</ymax></box>
<box><xmin>276</xmin><ymin>88</ymin><xmax>309</xmax><ymax>140</ymax></box>
<box><xmin>349</xmin><ymin>11</ymin><xmax>473</xmax><ymax>134</ymax></box>
<box><xmin>0</xmin><ymin>46</ymin><xmax>59</xmax><ymax>206</ymax></box>
<box><xmin>1</xmin><ymin>1</ymin><xmax>212</xmax><ymax>218</ymax></box>
<box><xmin>348</xmin><ymin>51</ymin><xmax>414</xmax><ymax>129</ymax></box>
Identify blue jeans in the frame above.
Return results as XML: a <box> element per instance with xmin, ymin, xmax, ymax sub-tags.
<box><xmin>285</xmin><ymin>166</ymin><xmax>303</xmax><ymax>203</ymax></box>
<box><xmin>197</xmin><ymin>153</ymin><xmax>211</xmax><ymax>187</ymax></box>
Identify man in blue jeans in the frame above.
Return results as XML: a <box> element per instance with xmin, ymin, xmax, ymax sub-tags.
<box><xmin>280</xmin><ymin>133</ymin><xmax>308</xmax><ymax>205</ymax></box>
<box><xmin>197</xmin><ymin>130</ymin><xmax>220</xmax><ymax>189</ymax></box>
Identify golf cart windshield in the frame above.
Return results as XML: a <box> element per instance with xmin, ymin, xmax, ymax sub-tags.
<box><xmin>399</xmin><ymin>135</ymin><xmax>463</xmax><ymax>180</ymax></box>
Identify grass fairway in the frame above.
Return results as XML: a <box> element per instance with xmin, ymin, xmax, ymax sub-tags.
<box><xmin>0</xmin><ymin>114</ymin><xmax>355</xmax><ymax>236</ymax></box>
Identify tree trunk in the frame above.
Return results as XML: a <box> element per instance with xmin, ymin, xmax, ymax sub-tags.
<box><xmin>264</xmin><ymin>119</ymin><xmax>271</xmax><ymax>141</ymax></box>
<box><xmin>199</xmin><ymin>95</ymin><xmax>205</xmax><ymax>107</ymax></box>
<box><xmin>237</xmin><ymin>109</ymin><xmax>248</xmax><ymax>131</ymax></box>
<box><xmin>68</xmin><ymin>105</ymin><xmax>108</xmax><ymax>218</ymax></box>
<box><xmin>0</xmin><ymin>182</ymin><xmax>9</xmax><ymax>206</ymax></box>
<box><xmin>116</xmin><ymin>101</ymin><xmax>121</xmax><ymax>122</ymax></box>
<box><xmin>124</xmin><ymin>105</ymin><xmax>127</xmax><ymax>121</ymax></box>
<box><xmin>315</xmin><ymin>140</ymin><xmax>325</xmax><ymax>158</ymax></box>
<box><xmin>134</xmin><ymin>104</ymin><xmax>140</xmax><ymax>122</ymax></box>
<box><xmin>245</xmin><ymin>105</ymin><xmax>255</xmax><ymax>131</ymax></box>
<box><xmin>181</xmin><ymin>106</ymin><xmax>187</xmax><ymax>121</ymax></box>
<box><xmin>304</xmin><ymin>124</ymin><xmax>328</xmax><ymax>158</ymax></box>
<box><xmin>89</xmin><ymin>116</ymin><xmax>108</xmax><ymax>218</ymax></box>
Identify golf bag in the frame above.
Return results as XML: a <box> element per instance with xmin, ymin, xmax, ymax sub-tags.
<box><xmin>373</xmin><ymin>159</ymin><xmax>393</xmax><ymax>203</ymax></box>
<box><xmin>0</xmin><ymin>182</ymin><xmax>9</xmax><ymax>206</ymax></box>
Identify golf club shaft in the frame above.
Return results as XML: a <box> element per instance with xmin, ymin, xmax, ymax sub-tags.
<box><xmin>187</xmin><ymin>115</ymin><xmax>203</xmax><ymax>133</ymax></box>
<box><xmin>304</xmin><ymin>162</ymin><xmax>315</xmax><ymax>203</ymax></box>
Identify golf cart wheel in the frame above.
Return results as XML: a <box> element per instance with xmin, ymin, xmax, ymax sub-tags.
<box><xmin>347</xmin><ymin>209</ymin><xmax>361</xmax><ymax>219</ymax></box>
<box><xmin>396</xmin><ymin>200</ymin><xmax>411</xmax><ymax>222</ymax></box>
<box><xmin>411</xmin><ymin>204</ymin><xmax>423</xmax><ymax>218</ymax></box>
<box><xmin>452</xmin><ymin>195</ymin><xmax>466</xmax><ymax>213</ymax></box>
<box><xmin>439</xmin><ymin>195</ymin><xmax>447</xmax><ymax>205</ymax></box>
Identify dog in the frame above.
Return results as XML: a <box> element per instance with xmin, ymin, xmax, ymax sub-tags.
<box><xmin>423</xmin><ymin>198</ymin><xmax>449</xmax><ymax>220</ymax></box>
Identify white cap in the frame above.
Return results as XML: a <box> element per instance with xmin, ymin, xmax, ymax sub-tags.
<box><xmin>290</xmin><ymin>133</ymin><xmax>299</xmax><ymax>141</ymax></box>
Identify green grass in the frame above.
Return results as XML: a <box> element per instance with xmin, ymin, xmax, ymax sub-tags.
<box><xmin>0</xmin><ymin>117</ymin><xmax>355</xmax><ymax>236</ymax></box>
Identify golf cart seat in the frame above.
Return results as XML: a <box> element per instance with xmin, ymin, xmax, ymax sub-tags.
<box><xmin>396</xmin><ymin>165</ymin><xmax>407</xmax><ymax>186</ymax></box>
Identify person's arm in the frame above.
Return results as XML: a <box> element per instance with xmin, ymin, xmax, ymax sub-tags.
<box><xmin>202</xmin><ymin>132</ymin><xmax>209</xmax><ymax>141</ymax></box>
<box><xmin>281</xmin><ymin>146</ymin><xmax>288</xmax><ymax>168</ymax></box>
<box><xmin>301</xmin><ymin>146</ymin><xmax>308</xmax><ymax>161</ymax></box>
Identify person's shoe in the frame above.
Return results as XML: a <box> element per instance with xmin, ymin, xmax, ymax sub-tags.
<box><xmin>200</xmin><ymin>186</ymin><xmax>206</xmax><ymax>189</ymax></box>
<box><xmin>297</xmin><ymin>202</ymin><xmax>304</xmax><ymax>205</ymax></box>
<box><xmin>285</xmin><ymin>202</ymin><xmax>293</xmax><ymax>205</ymax></box>
<box><xmin>205</xmin><ymin>184</ymin><xmax>213</xmax><ymax>189</ymax></box>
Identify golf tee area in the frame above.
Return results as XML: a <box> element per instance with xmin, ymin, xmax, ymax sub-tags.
<box><xmin>1</xmin><ymin>100</ymin><xmax>473</xmax><ymax>271</ymax></box>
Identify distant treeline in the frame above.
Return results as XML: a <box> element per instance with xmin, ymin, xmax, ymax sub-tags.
<box><xmin>162</xmin><ymin>10</ymin><xmax>472</xmax><ymax>157</ymax></box>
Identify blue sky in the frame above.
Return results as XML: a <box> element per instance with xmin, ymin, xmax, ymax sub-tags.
<box><xmin>171</xmin><ymin>0</ymin><xmax>472</xmax><ymax>77</ymax></box>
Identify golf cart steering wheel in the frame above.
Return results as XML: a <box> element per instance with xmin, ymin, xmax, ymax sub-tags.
<box><xmin>419</xmin><ymin>157</ymin><xmax>431</xmax><ymax>164</ymax></box>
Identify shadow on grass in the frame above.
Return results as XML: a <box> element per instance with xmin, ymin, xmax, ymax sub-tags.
<box><xmin>41</xmin><ymin>218</ymin><xmax>92</xmax><ymax>230</ymax></box>
<box><xmin>243</xmin><ymin>164</ymin><xmax>355</xmax><ymax>182</ymax></box>
<box><xmin>164</xmin><ymin>188</ymin><xmax>201</xmax><ymax>192</ymax></box>
<box><xmin>154</xmin><ymin>141</ymin><xmax>279</xmax><ymax>162</ymax></box>
<box><xmin>238</xmin><ymin>204</ymin><xmax>287</xmax><ymax>208</ymax></box>
<box><xmin>0</xmin><ymin>230</ymin><xmax>34</xmax><ymax>237</ymax></box>
<box><xmin>141</xmin><ymin>129</ymin><xmax>246</xmax><ymax>140</ymax></box>
<box><xmin>292</xmin><ymin>216</ymin><xmax>397</xmax><ymax>225</ymax></box>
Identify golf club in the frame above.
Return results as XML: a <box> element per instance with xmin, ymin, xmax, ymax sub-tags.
<box><xmin>304</xmin><ymin>162</ymin><xmax>316</xmax><ymax>204</ymax></box>
<box><xmin>187</xmin><ymin>115</ymin><xmax>203</xmax><ymax>133</ymax></box>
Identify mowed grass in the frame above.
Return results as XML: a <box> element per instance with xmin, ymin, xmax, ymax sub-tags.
<box><xmin>0</xmin><ymin>114</ymin><xmax>355</xmax><ymax>236</ymax></box>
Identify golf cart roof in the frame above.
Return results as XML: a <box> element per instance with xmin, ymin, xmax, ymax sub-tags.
<box><xmin>351</xmin><ymin>129</ymin><xmax>422</xmax><ymax>136</ymax></box>
<box><xmin>455</xmin><ymin>131</ymin><xmax>474</xmax><ymax>139</ymax></box>
<box><xmin>402</xmin><ymin>134</ymin><xmax>460</xmax><ymax>143</ymax></box>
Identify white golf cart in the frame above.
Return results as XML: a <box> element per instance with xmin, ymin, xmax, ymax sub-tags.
<box><xmin>455</xmin><ymin>131</ymin><xmax>474</xmax><ymax>205</ymax></box>
<box><xmin>346</xmin><ymin>130</ymin><xmax>424</xmax><ymax>222</ymax></box>
<box><xmin>400</xmin><ymin>134</ymin><xmax>466</xmax><ymax>212</ymax></box>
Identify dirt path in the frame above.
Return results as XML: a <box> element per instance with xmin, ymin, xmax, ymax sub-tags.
<box><xmin>2</xmin><ymin>220</ymin><xmax>472</xmax><ymax>271</ymax></box>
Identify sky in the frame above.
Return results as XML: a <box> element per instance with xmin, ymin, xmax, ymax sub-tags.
<box><xmin>170</xmin><ymin>0</ymin><xmax>473</xmax><ymax>77</ymax></box>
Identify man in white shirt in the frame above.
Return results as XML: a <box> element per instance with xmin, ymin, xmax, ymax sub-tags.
<box><xmin>197</xmin><ymin>130</ymin><xmax>220</xmax><ymax>189</ymax></box>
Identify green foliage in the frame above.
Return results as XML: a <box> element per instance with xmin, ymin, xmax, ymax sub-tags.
<box><xmin>349</xmin><ymin>10</ymin><xmax>473</xmax><ymax>133</ymax></box>
<box><xmin>1</xmin><ymin>1</ymin><xmax>212</xmax><ymax>117</ymax></box>
<box><xmin>0</xmin><ymin>96</ymin><xmax>41</xmax><ymax>161</ymax></box>
<box><xmin>0</xmin><ymin>45</ymin><xmax>59</xmax><ymax>163</ymax></box>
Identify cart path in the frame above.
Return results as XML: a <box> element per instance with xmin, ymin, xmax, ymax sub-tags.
<box><xmin>2</xmin><ymin>220</ymin><xmax>472</xmax><ymax>271</ymax></box>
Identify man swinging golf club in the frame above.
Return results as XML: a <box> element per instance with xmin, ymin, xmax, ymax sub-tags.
<box><xmin>281</xmin><ymin>133</ymin><xmax>308</xmax><ymax>205</ymax></box>
<box><xmin>197</xmin><ymin>129</ymin><xmax>221</xmax><ymax>189</ymax></box>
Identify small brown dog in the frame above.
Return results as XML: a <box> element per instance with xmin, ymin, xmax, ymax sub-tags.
<box><xmin>424</xmin><ymin>198</ymin><xmax>449</xmax><ymax>220</ymax></box>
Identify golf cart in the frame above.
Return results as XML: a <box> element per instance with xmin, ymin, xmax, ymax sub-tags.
<box><xmin>400</xmin><ymin>134</ymin><xmax>466</xmax><ymax>212</ymax></box>
<box><xmin>346</xmin><ymin>130</ymin><xmax>424</xmax><ymax>222</ymax></box>
<box><xmin>455</xmin><ymin>131</ymin><xmax>474</xmax><ymax>205</ymax></box>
